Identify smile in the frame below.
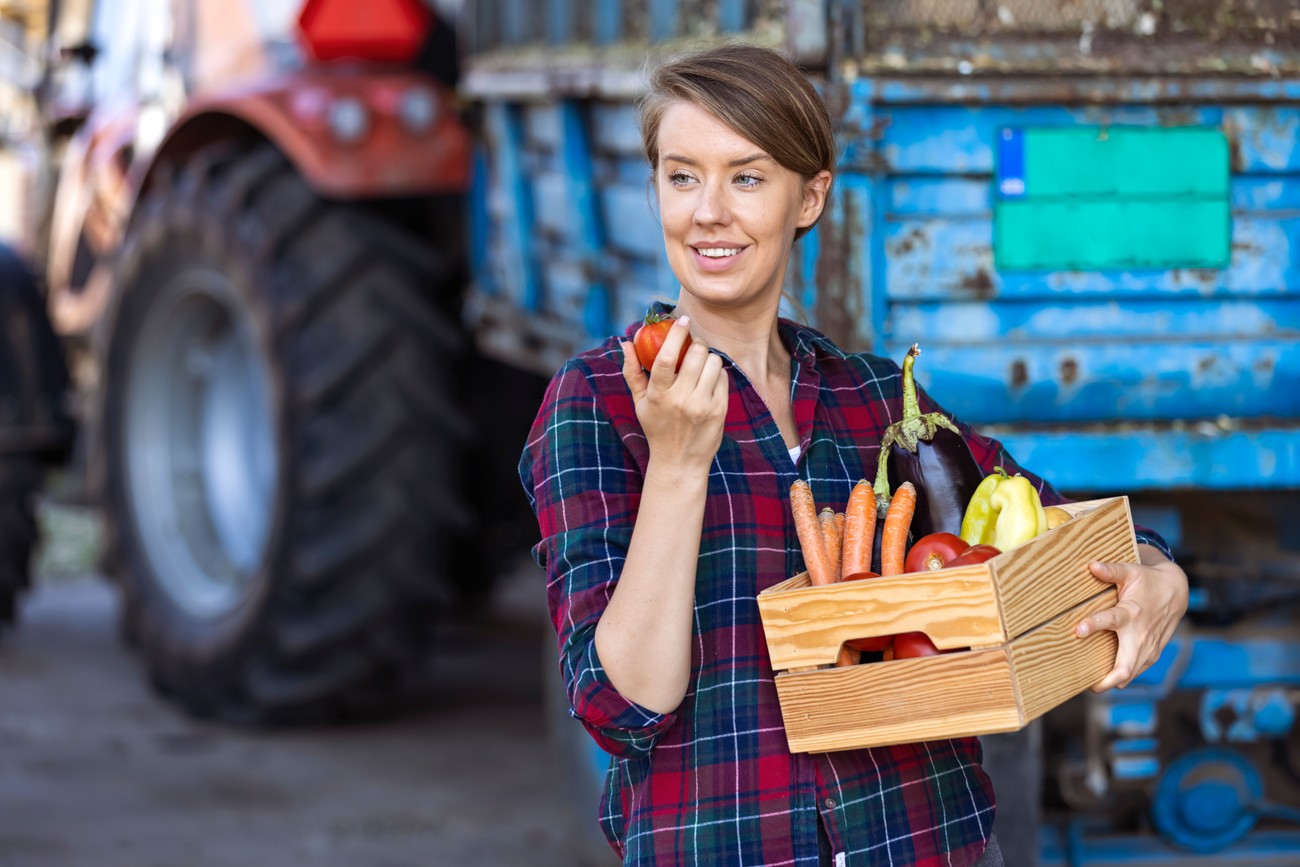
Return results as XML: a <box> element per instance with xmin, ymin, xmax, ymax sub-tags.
<box><xmin>690</xmin><ymin>245</ymin><xmax>746</xmax><ymax>272</ymax></box>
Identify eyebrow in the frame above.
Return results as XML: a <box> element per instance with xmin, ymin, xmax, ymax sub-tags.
<box><xmin>662</xmin><ymin>152</ymin><xmax>773</xmax><ymax>167</ymax></box>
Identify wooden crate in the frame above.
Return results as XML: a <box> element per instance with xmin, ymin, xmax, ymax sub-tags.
<box><xmin>757</xmin><ymin>497</ymin><xmax>1135</xmax><ymax>753</ymax></box>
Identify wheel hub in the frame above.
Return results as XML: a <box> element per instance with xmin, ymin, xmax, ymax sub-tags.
<box><xmin>123</xmin><ymin>267</ymin><xmax>279</xmax><ymax>619</ymax></box>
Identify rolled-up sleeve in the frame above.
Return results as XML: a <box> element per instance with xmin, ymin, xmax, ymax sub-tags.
<box><xmin>914</xmin><ymin>380</ymin><xmax>1174</xmax><ymax>561</ymax></box>
<box><xmin>519</xmin><ymin>360</ymin><xmax>677</xmax><ymax>758</ymax></box>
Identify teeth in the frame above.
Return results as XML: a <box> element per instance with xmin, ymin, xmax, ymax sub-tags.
<box><xmin>697</xmin><ymin>247</ymin><xmax>740</xmax><ymax>258</ymax></box>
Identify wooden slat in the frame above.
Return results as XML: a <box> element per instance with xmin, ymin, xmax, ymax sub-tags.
<box><xmin>1011</xmin><ymin>590</ymin><xmax>1118</xmax><ymax>722</ymax></box>
<box><xmin>761</xmin><ymin>572</ymin><xmax>812</xmax><ymax>595</ymax></box>
<box><xmin>757</xmin><ymin>565</ymin><xmax>1002</xmax><ymax>669</ymax></box>
<box><xmin>775</xmin><ymin>650</ymin><xmax>1022</xmax><ymax>753</ymax></box>
<box><xmin>1054</xmin><ymin>497</ymin><xmax>1116</xmax><ymax>519</ymax></box>
<box><xmin>993</xmin><ymin>497</ymin><xmax>1135</xmax><ymax>639</ymax></box>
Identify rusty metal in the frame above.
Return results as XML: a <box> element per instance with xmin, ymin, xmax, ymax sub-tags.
<box><xmin>1009</xmin><ymin>359</ymin><xmax>1029</xmax><ymax>390</ymax></box>
<box><xmin>812</xmin><ymin>183</ymin><xmax>857</xmax><ymax>351</ymax></box>
<box><xmin>1060</xmin><ymin>357</ymin><xmax>1079</xmax><ymax>386</ymax></box>
<box><xmin>858</xmin><ymin>0</ymin><xmax>1300</xmax><ymax>76</ymax></box>
<box><xmin>959</xmin><ymin>267</ymin><xmax>995</xmax><ymax>300</ymax></box>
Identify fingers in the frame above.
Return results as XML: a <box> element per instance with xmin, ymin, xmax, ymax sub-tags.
<box><xmin>648</xmin><ymin>316</ymin><xmax>694</xmax><ymax>385</ymax></box>
<box><xmin>1079</xmin><ymin>601</ymin><xmax>1164</xmax><ymax>692</ymax></box>
<box><xmin>1077</xmin><ymin>599</ymin><xmax>1134</xmax><ymax>692</ymax></box>
<box><xmin>673</xmin><ymin>338</ymin><xmax>712</xmax><ymax>389</ymax></box>
<box><xmin>1090</xmin><ymin>626</ymin><xmax>1144</xmax><ymax>692</ymax></box>
<box><xmin>1075</xmin><ymin>602</ymin><xmax>1132</xmax><ymax>638</ymax></box>
<box><xmin>1079</xmin><ymin>559</ymin><xmax>1188</xmax><ymax>694</ymax></box>
<box><xmin>1090</xmin><ymin>659</ymin><xmax>1137</xmax><ymax>693</ymax></box>
<box><xmin>1088</xmin><ymin>559</ymin><xmax>1142</xmax><ymax>587</ymax></box>
<box><xmin>692</xmin><ymin>350</ymin><xmax>725</xmax><ymax>398</ymax></box>
<box><xmin>622</xmin><ymin>341</ymin><xmax>648</xmax><ymax>400</ymax></box>
<box><xmin>709</xmin><ymin>354</ymin><xmax>729</xmax><ymax>409</ymax></box>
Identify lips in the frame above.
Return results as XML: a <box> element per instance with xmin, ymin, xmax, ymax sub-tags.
<box><xmin>690</xmin><ymin>244</ymin><xmax>748</xmax><ymax>272</ymax></box>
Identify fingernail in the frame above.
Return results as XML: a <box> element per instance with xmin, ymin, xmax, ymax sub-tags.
<box><xmin>1076</xmin><ymin>624</ymin><xmax>1089</xmax><ymax>637</ymax></box>
<box><xmin>677</xmin><ymin>315</ymin><xmax>690</xmax><ymax>327</ymax></box>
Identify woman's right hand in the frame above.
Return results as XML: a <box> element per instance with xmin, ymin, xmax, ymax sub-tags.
<box><xmin>621</xmin><ymin>316</ymin><xmax>728</xmax><ymax>477</ymax></box>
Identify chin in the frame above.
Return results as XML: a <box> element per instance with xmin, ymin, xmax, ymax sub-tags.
<box><xmin>684</xmin><ymin>277</ymin><xmax>774</xmax><ymax>308</ymax></box>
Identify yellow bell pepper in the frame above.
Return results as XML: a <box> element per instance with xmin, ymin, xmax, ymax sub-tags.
<box><xmin>959</xmin><ymin>467</ymin><xmax>1048</xmax><ymax>550</ymax></box>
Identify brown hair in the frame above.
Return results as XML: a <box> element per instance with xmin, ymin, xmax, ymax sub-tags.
<box><xmin>639</xmin><ymin>43</ymin><xmax>835</xmax><ymax>240</ymax></box>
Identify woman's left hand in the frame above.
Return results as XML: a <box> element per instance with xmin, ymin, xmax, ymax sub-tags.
<box><xmin>1075</xmin><ymin>544</ymin><xmax>1189</xmax><ymax>692</ymax></box>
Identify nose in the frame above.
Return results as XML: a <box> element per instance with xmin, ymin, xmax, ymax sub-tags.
<box><xmin>693</xmin><ymin>179</ymin><xmax>729</xmax><ymax>226</ymax></box>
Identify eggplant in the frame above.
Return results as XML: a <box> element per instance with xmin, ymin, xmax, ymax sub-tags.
<box><xmin>878</xmin><ymin>344</ymin><xmax>986</xmax><ymax>538</ymax></box>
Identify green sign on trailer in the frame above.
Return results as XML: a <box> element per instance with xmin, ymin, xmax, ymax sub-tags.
<box><xmin>995</xmin><ymin>127</ymin><xmax>1231</xmax><ymax>271</ymax></box>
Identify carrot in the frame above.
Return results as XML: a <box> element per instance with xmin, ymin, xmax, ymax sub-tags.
<box><xmin>820</xmin><ymin>508</ymin><xmax>842</xmax><ymax>582</ymax></box>
<box><xmin>880</xmin><ymin>481</ymin><xmax>916</xmax><ymax>576</ymax></box>
<box><xmin>835</xmin><ymin>645</ymin><xmax>861</xmax><ymax>667</ymax></box>
<box><xmin>841</xmin><ymin>479</ymin><xmax>877</xmax><ymax>579</ymax></box>
<box><xmin>790</xmin><ymin>480</ymin><xmax>835</xmax><ymax>586</ymax></box>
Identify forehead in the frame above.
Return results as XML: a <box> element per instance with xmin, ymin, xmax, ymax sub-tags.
<box><xmin>657</xmin><ymin>100</ymin><xmax>764</xmax><ymax>159</ymax></box>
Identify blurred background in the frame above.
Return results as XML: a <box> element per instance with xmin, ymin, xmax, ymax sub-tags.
<box><xmin>1</xmin><ymin>1</ymin><xmax>1299</xmax><ymax>865</ymax></box>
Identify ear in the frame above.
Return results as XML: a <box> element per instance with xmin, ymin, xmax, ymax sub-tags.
<box><xmin>797</xmin><ymin>170</ymin><xmax>832</xmax><ymax>229</ymax></box>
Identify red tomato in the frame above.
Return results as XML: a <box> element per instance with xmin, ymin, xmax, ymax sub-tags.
<box><xmin>892</xmin><ymin>631</ymin><xmax>943</xmax><ymax>658</ymax></box>
<box><xmin>946</xmin><ymin>544</ymin><xmax>1001</xmax><ymax>568</ymax></box>
<box><xmin>632</xmin><ymin>313</ymin><xmax>692</xmax><ymax>371</ymax></box>
<box><xmin>840</xmin><ymin>571</ymin><xmax>892</xmax><ymax>652</ymax></box>
<box><xmin>904</xmin><ymin>532</ymin><xmax>969</xmax><ymax>573</ymax></box>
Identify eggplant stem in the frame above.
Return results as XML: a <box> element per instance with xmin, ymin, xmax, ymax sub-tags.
<box><xmin>901</xmin><ymin>344</ymin><xmax>922</xmax><ymax>420</ymax></box>
<box><xmin>889</xmin><ymin>342</ymin><xmax>962</xmax><ymax>453</ymax></box>
<box><xmin>872</xmin><ymin>442</ymin><xmax>892</xmax><ymax>513</ymax></box>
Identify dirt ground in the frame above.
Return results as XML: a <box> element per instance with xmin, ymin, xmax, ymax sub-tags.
<box><xmin>0</xmin><ymin>513</ymin><xmax>587</xmax><ymax>867</ymax></box>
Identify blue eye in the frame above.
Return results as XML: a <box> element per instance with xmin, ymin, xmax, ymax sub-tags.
<box><xmin>668</xmin><ymin>171</ymin><xmax>694</xmax><ymax>186</ymax></box>
<box><xmin>735</xmin><ymin>173</ymin><xmax>762</xmax><ymax>189</ymax></box>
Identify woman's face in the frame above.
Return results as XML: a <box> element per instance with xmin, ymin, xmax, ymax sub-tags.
<box><xmin>656</xmin><ymin>100</ymin><xmax>830</xmax><ymax>313</ymax></box>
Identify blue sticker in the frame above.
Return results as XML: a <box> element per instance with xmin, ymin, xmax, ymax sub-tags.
<box><xmin>998</xmin><ymin>128</ymin><xmax>1025</xmax><ymax>198</ymax></box>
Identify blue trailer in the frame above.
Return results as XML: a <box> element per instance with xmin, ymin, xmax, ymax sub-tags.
<box><xmin>463</xmin><ymin>2</ymin><xmax>1300</xmax><ymax>864</ymax></box>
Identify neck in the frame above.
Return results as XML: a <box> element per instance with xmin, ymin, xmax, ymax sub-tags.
<box><xmin>673</xmin><ymin>294</ymin><xmax>787</xmax><ymax>381</ymax></box>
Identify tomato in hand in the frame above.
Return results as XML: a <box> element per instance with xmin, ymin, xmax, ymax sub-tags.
<box><xmin>632</xmin><ymin>312</ymin><xmax>692</xmax><ymax>371</ymax></box>
<box><xmin>946</xmin><ymin>544</ymin><xmax>1001</xmax><ymax>568</ymax></box>
<box><xmin>904</xmin><ymin>532</ymin><xmax>969</xmax><ymax>573</ymax></box>
<box><xmin>892</xmin><ymin>631</ymin><xmax>943</xmax><ymax>658</ymax></box>
<box><xmin>840</xmin><ymin>571</ymin><xmax>892</xmax><ymax>652</ymax></box>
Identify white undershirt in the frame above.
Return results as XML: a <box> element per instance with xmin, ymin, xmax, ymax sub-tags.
<box><xmin>787</xmin><ymin>444</ymin><xmax>801</xmax><ymax>463</ymax></box>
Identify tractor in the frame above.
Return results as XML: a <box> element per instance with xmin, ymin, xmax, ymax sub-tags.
<box><xmin>0</xmin><ymin>242</ymin><xmax>72</xmax><ymax>629</ymax></box>
<box><xmin>20</xmin><ymin>0</ymin><xmax>548</xmax><ymax>723</ymax></box>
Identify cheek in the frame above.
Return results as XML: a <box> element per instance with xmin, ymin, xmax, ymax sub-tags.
<box><xmin>659</xmin><ymin>195</ymin><xmax>694</xmax><ymax>238</ymax></box>
<box><xmin>751</xmin><ymin>201</ymin><xmax>794</xmax><ymax>244</ymax></box>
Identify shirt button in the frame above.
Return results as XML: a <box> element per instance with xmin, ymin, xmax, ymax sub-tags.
<box><xmin>824</xmin><ymin>798</ymin><xmax>836</xmax><ymax>809</ymax></box>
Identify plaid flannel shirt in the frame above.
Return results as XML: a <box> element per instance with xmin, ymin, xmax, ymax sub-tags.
<box><xmin>519</xmin><ymin>314</ymin><xmax>1170</xmax><ymax>867</ymax></box>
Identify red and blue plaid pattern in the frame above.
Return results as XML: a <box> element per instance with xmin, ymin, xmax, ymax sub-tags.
<box><xmin>520</xmin><ymin>314</ymin><xmax>1168</xmax><ymax>866</ymax></box>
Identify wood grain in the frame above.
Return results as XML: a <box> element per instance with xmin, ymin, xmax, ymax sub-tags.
<box><xmin>762</xmin><ymin>498</ymin><xmax>1135</xmax><ymax>753</ymax></box>
<box><xmin>774</xmin><ymin>650</ymin><xmax>1022</xmax><ymax>752</ymax></box>
<box><xmin>762</xmin><ymin>572</ymin><xmax>812</xmax><ymax>595</ymax></box>
<box><xmin>1055</xmin><ymin>498</ymin><xmax>1117</xmax><ymax>519</ymax></box>
<box><xmin>993</xmin><ymin>497</ymin><xmax>1137</xmax><ymax>640</ymax></box>
<box><xmin>1011</xmin><ymin>590</ymin><xmax>1119</xmax><ymax>721</ymax></box>
<box><xmin>757</xmin><ymin>565</ymin><xmax>1003</xmax><ymax>669</ymax></box>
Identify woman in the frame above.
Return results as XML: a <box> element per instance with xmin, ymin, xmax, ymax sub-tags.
<box><xmin>519</xmin><ymin>44</ymin><xmax>1188</xmax><ymax>866</ymax></box>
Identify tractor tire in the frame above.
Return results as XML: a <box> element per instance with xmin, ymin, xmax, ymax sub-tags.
<box><xmin>101</xmin><ymin>142</ymin><xmax>468</xmax><ymax>723</ymax></box>
<box><xmin>0</xmin><ymin>458</ymin><xmax>41</xmax><ymax>626</ymax></box>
